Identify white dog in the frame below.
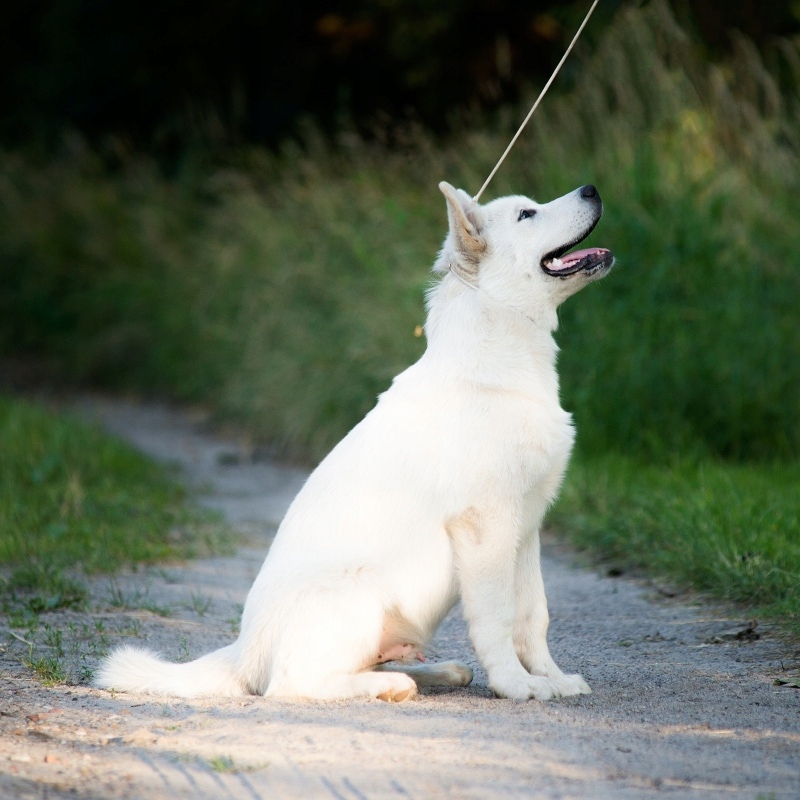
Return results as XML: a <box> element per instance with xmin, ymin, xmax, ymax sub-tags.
<box><xmin>96</xmin><ymin>182</ymin><xmax>613</xmax><ymax>702</ymax></box>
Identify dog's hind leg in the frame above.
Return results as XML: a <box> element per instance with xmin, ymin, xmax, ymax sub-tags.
<box><xmin>373</xmin><ymin>661</ymin><xmax>473</xmax><ymax>689</ymax></box>
<box><xmin>251</xmin><ymin>580</ymin><xmax>419</xmax><ymax>702</ymax></box>
<box><xmin>269</xmin><ymin>669</ymin><xmax>418</xmax><ymax>702</ymax></box>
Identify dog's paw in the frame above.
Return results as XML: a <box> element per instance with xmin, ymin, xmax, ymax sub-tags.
<box><xmin>442</xmin><ymin>661</ymin><xmax>474</xmax><ymax>687</ymax></box>
<box><xmin>490</xmin><ymin>673</ymin><xmax>560</xmax><ymax>701</ymax></box>
<box><xmin>520</xmin><ymin>657</ymin><xmax>592</xmax><ymax>697</ymax></box>
<box><xmin>374</xmin><ymin>672</ymin><xmax>418</xmax><ymax>703</ymax></box>
<box><xmin>553</xmin><ymin>673</ymin><xmax>591</xmax><ymax>697</ymax></box>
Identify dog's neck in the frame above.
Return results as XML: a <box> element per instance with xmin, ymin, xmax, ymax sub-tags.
<box><xmin>422</xmin><ymin>271</ymin><xmax>562</xmax><ymax>398</ymax></box>
<box><xmin>448</xmin><ymin>264</ymin><xmax>542</xmax><ymax>326</ymax></box>
<box><xmin>445</xmin><ymin>262</ymin><xmax>561</xmax><ymax>330</ymax></box>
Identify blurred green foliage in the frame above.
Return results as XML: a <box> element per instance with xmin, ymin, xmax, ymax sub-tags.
<box><xmin>2</xmin><ymin>2</ymin><xmax>798</xmax><ymax>463</ymax></box>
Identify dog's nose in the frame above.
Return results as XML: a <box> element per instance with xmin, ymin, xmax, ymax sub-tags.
<box><xmin>580</xmin><ymin>184</ymin><xmax>598</xmax><ymax>199</ymax></box>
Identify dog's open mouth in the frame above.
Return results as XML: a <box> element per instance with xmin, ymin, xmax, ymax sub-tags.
<box><xmin>541</xmin><ymin>230</ymin><xmax>614</xmax><ymax>277</ymax></box>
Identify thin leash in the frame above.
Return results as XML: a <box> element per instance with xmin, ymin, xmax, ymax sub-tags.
<box><xmin>449</xmin><ymin>265</ymin><xmax>478</xmax><ymax>291</ymax></box>
<box><xmin>433</xmin><ymin>0</ymin><xmax>601</xmax><ymax>332</ymax></box>
<box><xmin>473</xmin><ymin>0</ymin><xmax>601</xmax><ymax>203</ymax></box>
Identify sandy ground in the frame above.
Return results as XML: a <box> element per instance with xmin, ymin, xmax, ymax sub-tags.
<box><xmin>1</xmin><ymin>397</ymin><xmax>799</xmax><ymax>800</ymax></box>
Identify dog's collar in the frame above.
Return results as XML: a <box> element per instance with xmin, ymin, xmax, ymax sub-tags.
<box><xmin>448</xmin><ymin>263</ymin><xmax>478</xmax><ymax>291</ymax></box>
<box><xmin>448</xmin><ymin>263</ymin><xmax>538</xmax><ymax>326</ymax></box>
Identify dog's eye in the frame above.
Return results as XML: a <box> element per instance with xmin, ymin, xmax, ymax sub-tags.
<box><xmin>518</xmin><ymin>209</ymin><xmax>536</xmax><ymax>221</ymax></box>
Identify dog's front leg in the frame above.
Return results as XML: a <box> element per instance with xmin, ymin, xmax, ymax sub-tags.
<box><xmin>450</xmin><ymin>508</ymin><xmax>560</xmax><ymax>701</ymax></box>
<box><xmin>513</xmin><ymin>530</ymin><xmax>591</xmax><ymax>696</ymax></box>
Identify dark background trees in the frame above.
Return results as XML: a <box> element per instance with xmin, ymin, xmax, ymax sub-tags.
<box><xmin>2</xmin><ymin>0</ymin><xmax>798</xmax><ymax>152</ymax></box>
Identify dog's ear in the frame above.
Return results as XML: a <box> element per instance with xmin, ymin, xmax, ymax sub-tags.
<box><xmin>439</xmin><ymin>182</ymin><xmax>486</xmax><ymax>274</ymax></box>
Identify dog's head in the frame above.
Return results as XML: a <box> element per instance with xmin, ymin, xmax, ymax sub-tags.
<box><xmin>435</xmin><ymin>182</ymin><xmax>613</xmax><ymax>324</ymax></box>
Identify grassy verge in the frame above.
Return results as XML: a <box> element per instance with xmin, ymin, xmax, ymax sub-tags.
<box><xmin>0</xmin><ymin>395</ymin><xmax>229</xmax><ymax>684</ymax></box>
<box><xmin>0</xmin><ymin>395</ymin><xmax>224</xmax><ymax>576</ymax></box>
<box><xmin>553</xmin><ymin>456</ymin><xmax>800</xmax><ymax>636</ymax></box>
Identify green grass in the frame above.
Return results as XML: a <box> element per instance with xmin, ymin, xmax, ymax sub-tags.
<box><xmin>0</xmin><ymin>2</ymin><xmax>798</xmax><ymax>633</ymax></box>
<box><xmin>205</xmin><ymin>754</ymin><xmax>267</xmax><ymax>773</ymax></box>
<box><xmin>23</xmin><ymin>651</ymin><xmax>69</xmax><ymax>686</ymax></box>
<box><xmin>552</xmin><ymin>456</ymin><xmax>800</xmax><ymax>635</ymax></box>
<box><xmin>207</xmin><ymin>755</ymin><xmax>237</xmax><ymax>773</ymax></box>
<box><xmin>0</xmin><ymin>395</ymin><xmax>225</xmax><ymax>588</ymax></box>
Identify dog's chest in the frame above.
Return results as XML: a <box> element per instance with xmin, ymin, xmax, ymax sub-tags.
<box><xmin>507</xmin><ymin>403</ymin><xmax>574</xmax><ymax>533</ymax></box>
<box><xmin>516</xmin><ymin>402</ymin><xmax>574</xmax><ymax>482</ymax></box>
<box><xmin>494</xmin><ymin>388</ymin><xmax>574</xmax><ymax>460</ymax></box>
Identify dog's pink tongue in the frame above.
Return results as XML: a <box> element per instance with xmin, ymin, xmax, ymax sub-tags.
<box><xmin>562</xmin><ymin>247</ymin><xmax>609</xmax><ymax>265</ymax></box>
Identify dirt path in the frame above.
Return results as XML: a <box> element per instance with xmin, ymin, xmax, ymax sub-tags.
<box><xmin>2</xmin><ymin>398</ymin><xmax>799</xmax><ymax>799</ymax></box>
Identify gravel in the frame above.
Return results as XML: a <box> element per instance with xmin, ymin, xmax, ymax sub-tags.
<box><xmin>1</xmin><ymin>397</ymin><xmax>798</xmax><ymax>799</ymax></box>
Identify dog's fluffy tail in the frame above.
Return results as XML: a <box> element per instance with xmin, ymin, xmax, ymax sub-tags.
<box><xmin>94</xmin><ymin>643</ymin><xmax>247</xmax><ymax>697</ymax></box>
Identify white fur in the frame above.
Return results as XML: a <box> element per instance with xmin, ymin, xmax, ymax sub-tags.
<box><xmin>95</xmin><ymin>183</ymin><xmax>612</xmax><ymax>702</ymax></box>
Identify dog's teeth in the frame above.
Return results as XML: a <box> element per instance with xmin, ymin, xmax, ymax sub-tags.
<box><xmin>551</xmin><ymin>258</ymin><xmax>563</xmax><ymax>267</ymax></box>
